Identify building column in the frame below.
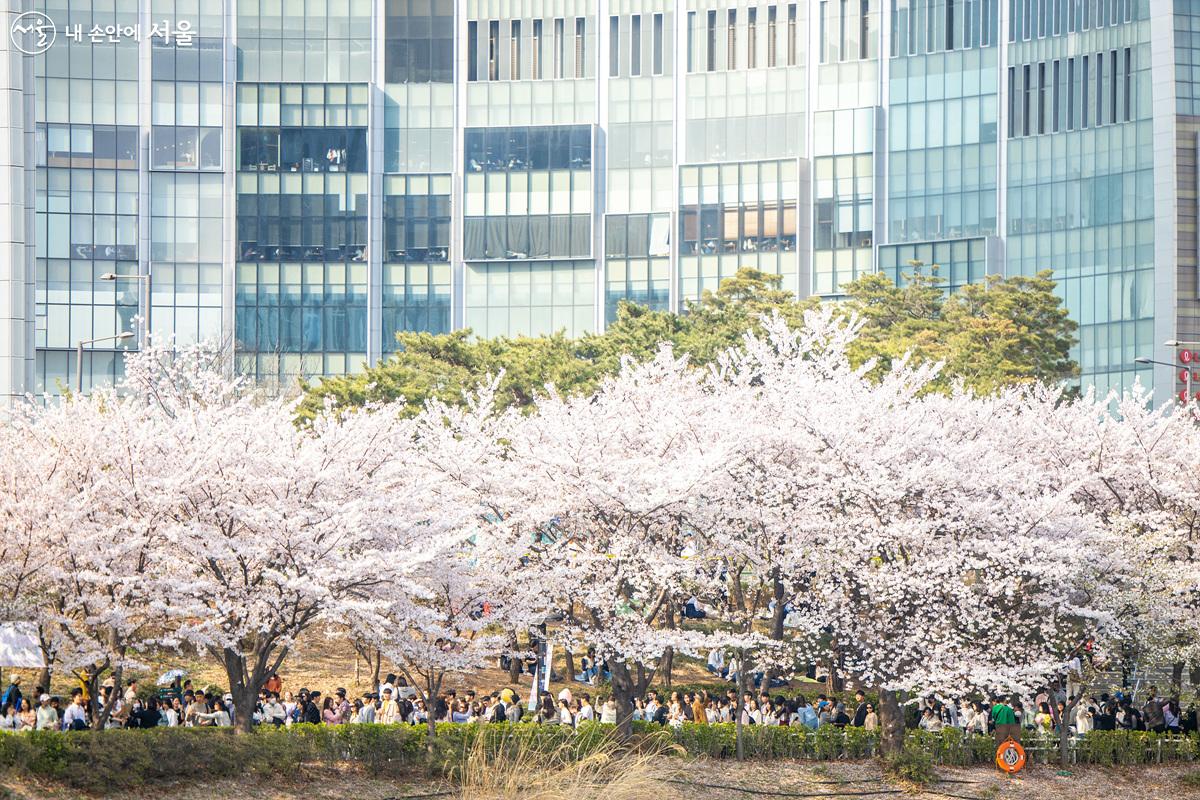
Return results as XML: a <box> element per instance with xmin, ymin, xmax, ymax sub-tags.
<box><xmin>0</xmin><ymin>0</ymin><xmax>37</xmax><ymax>403</ymax></box>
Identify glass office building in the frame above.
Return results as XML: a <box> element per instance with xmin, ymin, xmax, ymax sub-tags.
<box><xmin>2</xmin><ymin>0</ymin><xmax>1197</xmax><ymax>401</ymax></box>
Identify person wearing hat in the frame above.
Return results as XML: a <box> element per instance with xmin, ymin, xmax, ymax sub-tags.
<box><xmin>335</xmin><ymin>688</ymin><xmax>351</xmax><ymax>724</ymax></box>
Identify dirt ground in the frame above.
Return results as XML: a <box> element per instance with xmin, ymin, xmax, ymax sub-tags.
<box><xmin>2</xmin><ymin>758</ymin><xmax>1197</xmax><ymax>800</ymax></box>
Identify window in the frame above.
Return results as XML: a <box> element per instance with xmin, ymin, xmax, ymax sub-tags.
<box><xmin>707</xmin><ymin>10</ymin><xmax>717</xmax><ymax>71</ymax></box>
<box><xmin>554</xmin><ymin>18</ymin><xmax>564</xmax><ymax>79</ymax></box>
<box><xmin>653</xmin><ymin>13</ymin><xmax>664</xmax><ymax>75</ymax></box>
<box><xmin>748</xmin><ymin>8</ymin><xmax>757</xmax><ymax>68</ymax></box>
<box><xmin>1081</xmin><ymin>55</ymin><xmax>1089</xmax><ymax>128</ymax></box>
<box><xmin>687</xmin><ymin>11</ymin><xmax>696</xmax><ymax>72</ymax></box>
<box><xmin>946</xmin><ymin>0</ymin><xmax>955</xmax><ymax>49</ymax></box>
<box><xmin>1038</xmin><ymin>62</ymin><xmax>1046</xmax><ymax>134</ymax></box>
<box><xmin>1067</xmin><ymin>57</ymin><xmax>1075</xmax><ymax>130</ymax></box>
<box><xmin>609</xmin><ymin>16</ymin><xmax>620</xmax><ymax>77</ymax></box>
<box><xmin>727</xmin><ymin>9</ymin><xmax>737</xmax><ymax>70</ymax></box>
<box><xmin>862</xmin><ymin>0</ymin><xmax>870</xmax><ymax>58</ymax></box>
<box><xmin>788</xmin><ymin>4</ymin><xmax>798</xmax><ymax>65</ymax></box>
<box><xmin>510</xmin><ymin>20</ymin><xmax>522</xmax><ymax>80</ymax></box>
<box><xmin>819</xmin><ymin>1</ymin><xmax>828</xmax><ymax>62</ymax></box>
<box><xmin>1022</xmin><ymin>64</ymin><xmax>1031</xmax><ymax>136</ymax></box>
<box><xmin>839</xmin><ymin>0</ymin><xmax>847</xmax><ymax>61</ymax></box>
<box><xmin>632</xmin><ymin>15</ymin><xmax>642</xmax><ymax>76</ymax></box>
<box><xmin>1095</xmin><ymin>51</ymin><xmax>1103</xmax><ymax>125</ymax></box>
<box><xmin>533</xmin><ymin>20</ymin><xmax>543</xmax><ymax>79</ymax></box>
<box><xmin>1110</xmin><ymin>49</ymin><xmax>1117</xmax><ymax>124</ymax></box>
<box><xmin>1052</xmin><ymin>60</ymin><xmax>1061</xmax><ymax>132</ymax></box>
<box><xmin>1007</xmin><ymin>66</ymin><xmax>1017</xmax><ymax>137</ymax></box>
<box><xmin>488</xmin><ymin>20</ymin><xmax>499</xmax><ymax>81</ymax></box>
<box><xmin>575</xmin><ymin>18</ymin><xmax>585</xmax><ymax>78</ymax></box>
<box><xmin>467</xmin><ymin>21</ymin><xmax>479</xmax><ymax>81</ymax></box>
<box><xmin>768</xmin><ymin>6</ymin><xmax>778</xmax><ymax>66</ymax></box>
<box><xmin>1124</xmin><ymin>47</ymin><xmax>1131</xmax><ymax>121</ymax></box>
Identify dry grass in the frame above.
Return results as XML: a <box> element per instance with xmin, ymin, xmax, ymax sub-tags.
<box><xmin>4</xmin><ymin>756</ymin><xmax>1200</xmax><ymax>800</ymax></box>
<box><xmin>447</xmin><ymin>728</ymin><xmax>681</xmax><ymax>800</ymax></box>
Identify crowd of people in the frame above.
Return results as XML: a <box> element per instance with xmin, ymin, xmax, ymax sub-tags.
<box><xmin>1</xmin><ymin>668</ymin><xmax>1196</xmax><ymax>741</ymax></box>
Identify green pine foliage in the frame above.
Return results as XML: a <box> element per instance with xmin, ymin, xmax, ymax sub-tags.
<box><xmin>297</xmin><ymin>267</ymin><xmax>1079</xmax><ymax>422</ymax></box>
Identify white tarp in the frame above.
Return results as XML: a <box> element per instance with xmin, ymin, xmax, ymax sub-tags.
<box><xmin>0</xmin><ymin>622</ymin><xmax>45</xmax><ymax>668</ymax></box>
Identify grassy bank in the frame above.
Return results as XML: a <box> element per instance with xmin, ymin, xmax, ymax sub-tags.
<box><xmin>1</xmin><ymin>722</ymin><xmax>1198</xmax><ymax>793</ymax></box>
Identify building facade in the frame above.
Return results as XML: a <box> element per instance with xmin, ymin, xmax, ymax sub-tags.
<box><xmin>2</xmin><ymin>0</ymin><xmax>1197</xmax><ymax>400</ymax></box>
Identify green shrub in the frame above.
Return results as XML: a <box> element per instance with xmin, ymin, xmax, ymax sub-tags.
<box><xmin>884</xmin><ymin>742</ymin><xmax>936</xmax><ymax>785</ymax></box>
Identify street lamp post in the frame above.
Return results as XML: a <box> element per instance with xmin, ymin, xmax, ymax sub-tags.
<box><xmin>1135</xmin><ymin>356</ymin><xmax>1192</xmax><ymax>401</ymax></box>
<box><xmin>99</xmin><ymin>270</ymin><xmax>152</xmax><ymax>347</ymax></box>
<box><xmin>76</xmin><ymin>332</ymin><xmax>135</xmax><ymax>394</ymax></box>
<box><xmin>1163</xmin><ymin>340</ymin><xmax>1200</xmax><ymax>402</ymax></box>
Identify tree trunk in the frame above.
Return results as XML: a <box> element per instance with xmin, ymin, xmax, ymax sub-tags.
<box><xmin>766</xmin><ymin>575</ymin><xmax>787</xmax><ymax>685</ymax></box>
<box><xmin>1171</xmin><ymin>662</ymin><xmax>1184</xmax><ymax>698</ymax></box>
<box><xmin>661</xmin><ymin>606</ymin><xmax>676</xmax><ymax>688</ymax></box>
<box><xmin>564</xmin><ymin>649</ymin><xmax>575</xmax><ymax>683</ymax></box>
<box><xmin>769</xmin><ymin>576</ymin><xmax>787</xmax><ymax>642</ymax></box>
<box><xmin>217</xmin><ymin>643</ymin><xmax>288</xmax><ymax>733</ymax></box>
<box><xmin>508</xmin><ymin>632</ymin><xmax>523</xmax><ymax>684</ymax></box>
<box><xmin>878</xmin><ymin>689</ymin><xmax>905</xmax><ymax>757</ymax></box>
<box><xmin>425</xmin><ymin>673</ymin><xmax>440</xmax><ymax>748</ymax></box>
<box><xmin>735</xmin><ymin>650</ymin><xmax>747</xmax><ymax>761</ymax></box>
<box><xmin>610</xmin><ymin>661</ymin><xmax>635</xmax><ymax>741</ymax></box>
<box><xmin>728</xmin><ymin>564</ymin><xmax>746</xmax><ymax>616</ymax></box>
<box><xmin>35</xmin><ymin>628</ymin><xmax>53</xmax><ymax>695</ymax></box>
<box><xmin>371</xmin><ymin>649</ymin><xmax>382</xmax><ymax>691</ymax></box>
<box><xmin>1190</xmin><ymin>663</ymin><xmax>1200</xmax><ymax>692</ymax></box>
<box><xmin>1060</xmin><ymin>696</ymin><xmax>1079</xmax><ymax>767</ymax></box>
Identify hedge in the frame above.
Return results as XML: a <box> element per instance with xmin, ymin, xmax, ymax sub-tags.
<box><xmin>0</xmin><ymin>723</ymin><xmax>1196</xmax><ymax>791</ymax></box>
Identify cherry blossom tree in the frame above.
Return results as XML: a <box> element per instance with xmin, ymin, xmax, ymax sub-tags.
<box><xmin>495</xmin><ymin>350</ymin><xmax>737</xmax><ymax>738</ymax></box>
<box><xmin>338</xmin><ymin>383</ymin><xmax>541</xmax><ymax>742</ymax></box>
<box><xmin>0</xmin><ymin>371</ymin><xmax>183</xmax><ymax>727</ymax></box>
<box><xmin>708</xmin><ymin>313</ymin><xmax>1118</xmax><ymax>755</ymax></box>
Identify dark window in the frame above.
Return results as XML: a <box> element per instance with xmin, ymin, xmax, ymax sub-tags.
<box><xmin>610</xmin><ymin>16</ymin><xmax>620</xmax><ymax>77</ymax></box>
<box><xmin>706</xmin><ymin>10</ymin><xmax>717</xmax><ymax>71</ymax></box>
<box><xmin>510</xmin><ymin>20</ymin><xmax>521</xmax><ymax>80</ymax></box>
<box><xmin>748</xmin><ymin>8</ymin><xmax>757</xmax><ymax>68</ymax></box>
<box><xmin>631</xmin><ymin>15</ymin><xmax>642</xmax><ymax>76</ymax></box>
<box><xmin>388</xmin><ymin>0</ymin><xmax>453</xmax><ymax>82</ymax></box>
<box><xmin>463</xmin><ymin>126</ymin><xmax>591</xmax><ymax>172</ymax></box>
<box><xmin>488</xmin><ymin>20</ymin><xmax>500</xmax><ymax>80</ymax></box>
<box><xmin>653</xmin><ymin>13</ymin><xmax>663</xmax><ymax>74</ymax></box>
<box><xmin>768</xmin><ymin>6</ymin><xmax>777</xmax><ymax>66</ymax></box>
<box><xmin>533</xmin><ymin>19</ymin><xmax>543</xmax><ymax>78</ymax></box>
<box><xmin>467</xmin><ymin>21</ymin><xmax>479</xmax><ymax>81</ymax></box>
<box><xmin>788</xmin><ymin>4</ymin><xmax>798</xmax><ymax>65</ymax></box>
<box><xmin>575</xmin><ymin>17</ymin><xmax>585</xmax><ymax>78</ymax></box>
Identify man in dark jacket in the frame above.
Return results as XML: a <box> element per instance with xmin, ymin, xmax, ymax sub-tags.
<box><xmin>851</xmin><ymin>690</ymin><xmax>868</xmax><ymax>726</ymax></box>
<box><xmin>302</xmin><ymin>691</ymin><xmax>322</xmax><ymax>725</ymax></box>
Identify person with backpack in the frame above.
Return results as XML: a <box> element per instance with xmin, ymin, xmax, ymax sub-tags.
<box><xmin>1</xmin><ymin>676</ymin><xmax>23</xmax><ymax>713</ymax></box>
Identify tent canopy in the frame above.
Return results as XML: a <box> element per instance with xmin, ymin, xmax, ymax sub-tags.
<box><xmin>0</xmin><ymin>622</ymin><xmax>45</xmax><ymax>668</ymax></box>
